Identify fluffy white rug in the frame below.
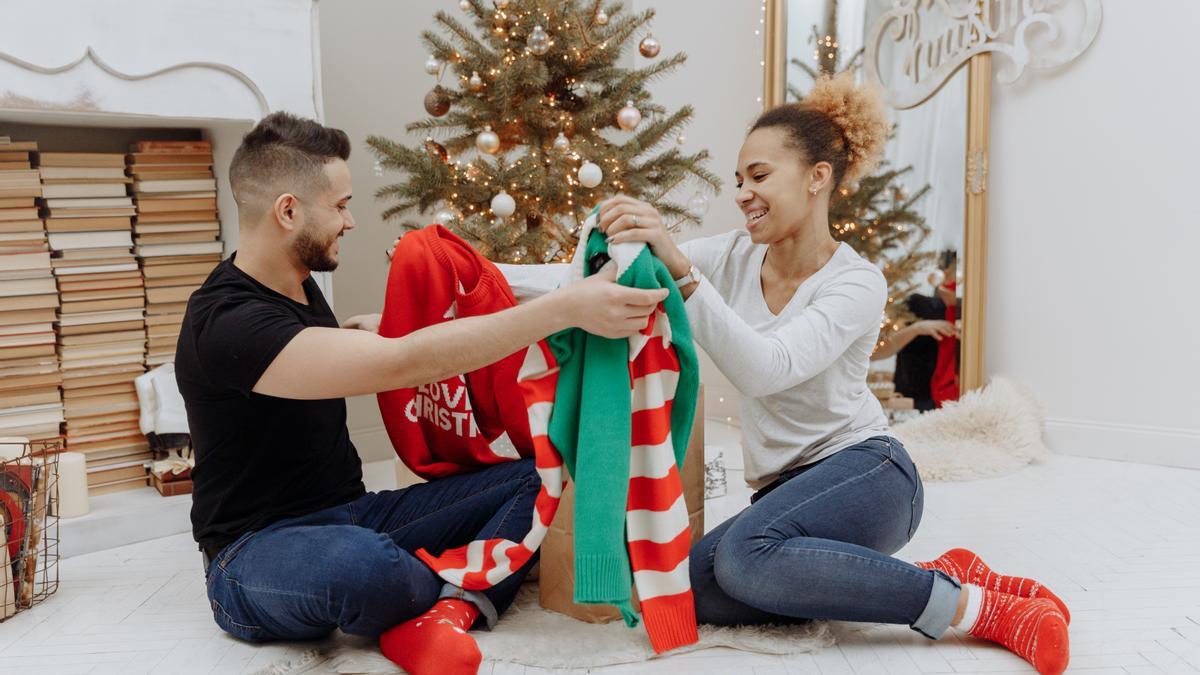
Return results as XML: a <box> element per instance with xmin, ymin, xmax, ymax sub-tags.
<box><xmin>892</xmin><ymin>376</ymin><xmax>1048</xmax><ymax>481</ymax></box>
<box><xmin>251</xmin><ymin>585</ymin><xmax>831</xmax><ymax>674</ymax></box>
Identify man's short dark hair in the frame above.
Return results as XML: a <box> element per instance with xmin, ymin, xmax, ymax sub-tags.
<box><xmin>229</xmin><ymin>112</ymin><xmax>351</xmax><ymax>224</ymax></box>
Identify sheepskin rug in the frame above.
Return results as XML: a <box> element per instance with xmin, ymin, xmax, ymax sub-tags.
<box><xmin>893</xmin><ymin>376</ymin><xmax>1048</xmax><ymax>481</ymax></box>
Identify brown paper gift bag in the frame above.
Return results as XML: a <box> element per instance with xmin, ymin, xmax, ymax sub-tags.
<box><xmin>538</xmin><ymin>387</ymin><xmax>705</xmax><ymax>622</ymax></box>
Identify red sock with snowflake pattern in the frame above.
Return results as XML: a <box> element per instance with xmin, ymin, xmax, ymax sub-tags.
<box><xmin>961</xmin><ymin>586</ymin><xmax>1069</xmax><ymax>675</ymax></box>
<box><xmin>379</xmin><ymin>598</ymin><xmax>482</xmax><ymax>675</ymax></box>
<box><xmin>916</xmin><ymin>547</ymin><xmax>1070</xmax><ymax>622</ymax></box>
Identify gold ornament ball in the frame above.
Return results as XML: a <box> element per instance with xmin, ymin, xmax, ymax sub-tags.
<box><xmin>423</xmin><ymin>86</ymin><xmax>451</xmax><ymax>117</ymax></box>
<box><xmin>616</xmin><ymin>101</ymin><xmax>642</xmax><ymax>132</ymax></box>
<box><xmin>468</xmin><ymin>71</ymin><xmax>484</xmax><ymax>92</ymax></box>
<box><xmin>595</xmin><ymin>10</ymin><xmax>609</xmax><ymax>25</ymax></box>
<box><xmin>476</xmin><ymin>126</ymin><xmax>501</xmax><ymax>154</ymax></box>
<box><xmin>527</xmin><ymin>25</ymin><xmax>551</xmax><ymax>56</ymax></box>
<box><xmin>495</xmin><ymin>0</ymin><xmax>510</xmax><ymax>7</ymax></box>
<box><xmin>639</xmin><ymin>35</ymin><xmax>661</xmax><ymax>58</ymax></box>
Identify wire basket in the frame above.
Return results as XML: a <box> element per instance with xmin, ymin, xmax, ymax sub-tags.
<box><xmin>1</xmin><ymin>437</ymin><xmax>60</xmax><ymax>622</ymax></box>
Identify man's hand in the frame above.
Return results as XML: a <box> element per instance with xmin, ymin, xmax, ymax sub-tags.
<box><xmin>912</xmin><ymin>319</ymin><xmax>959</xmax><ymax>341</ymax></box>
<box><xmin>554</xmin><ymin>264</ymin><xmax>669</xmax><ymax>339</ymax></box>
<box><xmin>341</xmin><ymin>313</ymin><xmax>382</xmax><ymax>333</ymax></box>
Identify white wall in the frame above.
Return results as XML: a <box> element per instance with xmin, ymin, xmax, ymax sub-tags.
<box><xmin>987</xmin><ymin>1</ymin><xmax>1200</xmax><ymax>466</ymax></box>
<box><xmin>319</xmin><ymin>1</ymin><xmax>762</xmax><ymax>461</ymax></box>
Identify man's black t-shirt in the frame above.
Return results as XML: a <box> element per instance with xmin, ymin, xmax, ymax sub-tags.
<box><xmin>176</xmin><ymin>255</ymin><xmax>365</xmax><ymax>550</ymax></box>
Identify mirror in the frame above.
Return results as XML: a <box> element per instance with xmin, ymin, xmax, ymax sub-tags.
<box><xmin>765</xmin><ymin>0</ymin><xmax>987</xmax><ymax>421</ymax></box>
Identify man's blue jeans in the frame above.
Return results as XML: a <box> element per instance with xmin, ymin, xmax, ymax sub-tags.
<box><xmin>204</xmin><ymin>458</ymin><xmax>541</xmax><ymax>642</ymax></box>
<box><xmin>690</xmin><ymin>436</ymin><xmax>961</xmax><ymax>639</ymax></box>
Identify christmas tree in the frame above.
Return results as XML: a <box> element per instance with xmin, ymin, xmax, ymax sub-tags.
<box><xmin>367</xmin><ymin>0</ymin><xmax>721</xmax><ymax>264</ymax></box>
<box><xmin>790</xmin><ymin>23</ymin><xmax>937</xmax><ymax>340</ymax></box>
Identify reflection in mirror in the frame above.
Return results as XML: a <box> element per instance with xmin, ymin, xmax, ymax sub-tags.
<box><xmin>783</xmin><ymin>0</ymin><xmax>966</xmax><ymax>422</ymax></box>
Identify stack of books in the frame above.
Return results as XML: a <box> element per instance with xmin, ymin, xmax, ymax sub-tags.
<box><xmin>0</xmin><ymin>138</ymin><xmax>63</xmax><ymax>443</ymax></box>
<box><xmin>128</xmin><ymin>141</ymin><xmax>221</xmax><ymax>366</ymax></box>
<box><xmin>40</xmin><ymin>151</ymin><xmax>149</xmax><ymax>494</ymax></box>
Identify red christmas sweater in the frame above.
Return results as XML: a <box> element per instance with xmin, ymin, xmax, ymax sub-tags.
<box><xmin>377</xmin><ymin>225</ymin><xmax>533</xmax><ymax>478</ymax></box>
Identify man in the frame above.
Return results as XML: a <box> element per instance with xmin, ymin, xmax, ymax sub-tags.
<box><xmin>176</xmin><ymin>112</ymin><xmax>668</xmax><ymax>675</ymax></box>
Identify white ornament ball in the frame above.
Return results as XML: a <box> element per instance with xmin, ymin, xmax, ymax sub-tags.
<box><xmin>617</xmin><ymin>101</ymin><xmax>641</xmax><ymax>132</ymax></box>
<box><xmin>639</xmin><ymin>35</ymin><xmax>661</xmax><ymax>58</ymax></box>
<box><xmin>676</xmin><ymin>134</ymin><xmax>687</xmax><ymax>145</ymax></box>
<box><xmin>595</xmin><ymin>10</ymin><xmax>609</xmax><ymax>25</ymax></box>
<box><xmin>476</xmin><ymin>126</ymin><xmax>500</xmax><ymax>155</ymax></box>
<box><xmin>468</xmin><ymin>71</ymin><xmax>484</xmax><ymax>92</ymax></box>
<box><xmin>491</xmin><ymin>190</ymin><xmax>516</xmax><ymax>218</ymax></box>
<box><xmin>552</xmin><ymin>132</ymin><xmax>570</xmax><ymax>153</ymax></box>
<box><xmin>459</xmin><ymin>0</ymin><xmax>471</xmax><ymax>11</ymax></box>
<box><xmin>578</xmin><ymin>161</ymin><xmax>603</xmax><ymax>188</ymax></box>
<box><xmin>687</xmin><ymin>192</ymin><xmax>710</xmax><ymax>217</ymax></box>
<box><xmin>424</xmin><ymin>55</ymin><xmax>440</xmax><ymax>75</ymax></box>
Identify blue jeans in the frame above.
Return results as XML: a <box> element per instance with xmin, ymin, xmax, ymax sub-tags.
<box><xmin>204</xmin><ymin>458</ymin><xmax>541</xmax><ymax>642</ymax></box>
<box><xmin>690</xmin><ymin>436</ymin><xmax>961</xmax><ymax>639</ymax></box>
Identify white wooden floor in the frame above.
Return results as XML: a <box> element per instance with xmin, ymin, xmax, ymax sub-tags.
<box><xmin>2</xmin><ymin>443</ymin><xmax>1199</xmax><ymax>673</ymax></box>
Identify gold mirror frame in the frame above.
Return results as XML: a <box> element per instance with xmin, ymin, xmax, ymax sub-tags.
<box><xmin>762</xmin><ymin>0</ymin><xmax>988</xmax><ymax>392</ymax></box>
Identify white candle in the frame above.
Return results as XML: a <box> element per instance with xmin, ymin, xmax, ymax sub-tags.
<box><xmin>57</xmin><ymin>452</ymin><xmax>89</xmax><ymax>519</ymax></box>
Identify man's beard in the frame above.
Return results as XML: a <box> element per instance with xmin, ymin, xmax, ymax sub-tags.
<box><xmin>294</xmin><ymin>225</ymin><xmax>339</xmax><ymax>272</ymax></box>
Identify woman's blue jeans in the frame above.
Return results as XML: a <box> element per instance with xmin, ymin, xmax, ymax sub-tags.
<box><xmin>690</xmin><ymin>436</ymin><xmax>961</xmax><ymax>638</ymax></box>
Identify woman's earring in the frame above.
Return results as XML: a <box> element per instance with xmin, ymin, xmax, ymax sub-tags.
<box><xmin>809</xmin><ymin>186</ymin><xmax>818</xmax><ymax>195</ymax></box>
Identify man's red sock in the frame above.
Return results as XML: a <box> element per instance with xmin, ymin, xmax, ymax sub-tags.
<box><xmin>379</xmin><ymin>598</ymin><xmax>482</xmax><ymax>675</ymax></box>
<box><xmin>916</xmin><ymin>547</ymin><xmax>1070</xmax><ymax>622</ymax></box>
<box><xmin>964</xmin><ymin>587</ymin><xmax>1070</xmax><ymax>675</ymax></box>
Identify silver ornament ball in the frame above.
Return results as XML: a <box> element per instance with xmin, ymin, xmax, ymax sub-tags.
<box><xmin>468</xmin><ymin>71</ymin><xmax>484</xmax><ymax>92</ymax></box>
<box><xmin>552</xmin><ymin>132</ymin><xmax>570</xmax><ymax>152</ymax></box>
<box><xmin>595</xmin><ymin>10</ymin><xmax>608</xmax><ymax>25</ymax></box>
<box><xmin>527</xmin><ymin>25</ymin><xmax>551</xmax><ymax>56</ymax></box>
<box><xmin>687</xmin><ymin>192</ymin><xmax>710</xmax><ymax>217</ymax></box>
<box><xmin>424</xmin><ymin>55</ymin><xmax>440</xmax><ymax>75</ymax></box>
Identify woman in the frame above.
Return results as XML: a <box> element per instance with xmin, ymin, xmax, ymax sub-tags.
<box><xmin>596</xmin><ymin>74</ymin><xmax>1070</xmax><ymax>674</ymax></box>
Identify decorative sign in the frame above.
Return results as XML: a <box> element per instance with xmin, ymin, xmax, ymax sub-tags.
<box><xmin>866</xmin><ymin>0</ymin><xmax>1102</xmax><ymax>109</ymax></box>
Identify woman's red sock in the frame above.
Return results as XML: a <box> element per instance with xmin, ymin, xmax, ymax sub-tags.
<box><xmin>916</xmin><ymin>547</ymin><xmax>1070</xmax><ymax>622</ymax></box>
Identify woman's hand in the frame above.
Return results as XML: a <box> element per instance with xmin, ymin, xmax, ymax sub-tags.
<box><xmin>596</xmin><ymin>195</ymin><xmax>691</xmax><ymax>278</ymax></box>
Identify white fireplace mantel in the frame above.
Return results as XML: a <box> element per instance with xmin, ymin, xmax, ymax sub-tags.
<box><xmin>0</xmin><ymin>0</ymin><xmax>333</xmax><ymax>300</ymax></box>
